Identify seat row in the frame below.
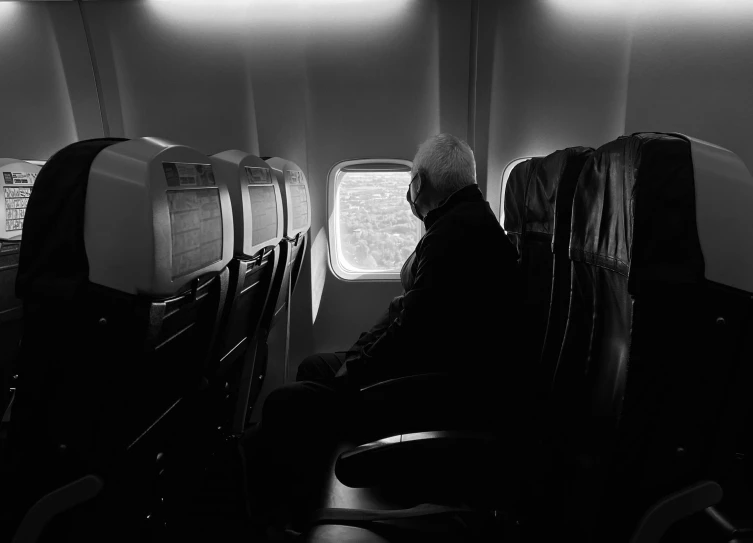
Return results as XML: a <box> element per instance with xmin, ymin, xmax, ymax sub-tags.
<box><xmin>298</xmin><ymin>132</ymin><xmax>753</xmax><ymax>543</ymax></box>
<box><xmin>0</xmin><ymin>137</ymin><xmax>311</xmax><ymax>542</ymax></box>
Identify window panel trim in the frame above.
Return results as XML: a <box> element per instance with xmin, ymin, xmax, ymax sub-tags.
<box><xmin>340</xmin><ymin>163</ymin><xmax>411</xmax><ymax>173</ymax></box>
<box><xmin>327</xmin><ymin>158</ymin><xmax>419</xmax><ymax>282</ymax></box>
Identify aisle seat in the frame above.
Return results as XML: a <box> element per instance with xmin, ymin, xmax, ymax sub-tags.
<box><xmin>4</xmin><ymin>137</ymin><xmax>234</xmax><ymax>543</ymax></box>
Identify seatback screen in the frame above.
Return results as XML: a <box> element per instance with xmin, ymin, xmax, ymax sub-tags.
<box><xmin>166</xmin><ymin>188</ymin><xmax>223</xmax><ymax>279</ymax></box>
<box><xmin>3</xmin><ymin>172</ymin><xmax>36</xmax><ymax>233</ymax></box>
<box><xmin>248</xmin><ymin>185</ymin><xmax>278</xmax><ymax>246</ymax></box>
<box><xmin>288</xmin><ymin>183</ymin><xmax>309</xmax><ymax>230</ymax></box>
<box><xmin>285</xmin><ymin>168</ymin><xmax>308</xmax><ymax>230</ymax></box>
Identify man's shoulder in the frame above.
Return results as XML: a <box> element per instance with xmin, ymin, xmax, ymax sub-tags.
<box><xmin>426</xmin><ymin>200</ymin><xmax>510</xmax><ymax>247</ymax></box>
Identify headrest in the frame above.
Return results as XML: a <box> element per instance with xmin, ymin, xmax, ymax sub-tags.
<box><xmin>530</xmin><ymin>147</ymin><xmax>593</xmax><ymax>250</ymax></box>
<box><xmin>83</xmin><ymin>138</ymin><xmax>234</xmax><ymax>297</ymax></box>
<box><xmin>16</xmin><ymin>138</ymin><xmax>128</xmax><ymax>302</ymax></box>
<box><xmin>569</xmin><ymin>133</ymin><xmax>706</xmax><ymax>291</ymax></box>
<box><xmin>0</xmin><ymin>159</ymin><xmax>41</xmax><ymax>241</ymax></box>
<box><xmin>666</xmin><ymin>133</ymin><xmax>753</xmax><ymax>293</ymax></box>
<box><xmin>211</xmin><ymin>150</ymin><xmax>284</xmax><ymax>258</ymax></box>
<box><xmin>502</xmin><ymin>147</ymin><xmax>593</xmax><ymax>249</ymax></box>
<box><xmin>264</xmin><ymin>157</ymin><xmax>311</xmax><ymax>239</ymax></box>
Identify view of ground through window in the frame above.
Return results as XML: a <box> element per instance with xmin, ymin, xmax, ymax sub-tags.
<box><xmin>337</xmin><ymin>171</ymin><xmax>420</xmax><ymax>272</ymax></box>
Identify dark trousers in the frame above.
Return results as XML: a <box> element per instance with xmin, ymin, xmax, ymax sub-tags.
<box><xmin>244</xmin><ymin>352</ymin><xmax>352</xmax><ymax>526</ymax></box>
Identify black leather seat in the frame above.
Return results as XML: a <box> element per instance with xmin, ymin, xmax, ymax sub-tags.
<box><xmin>502</xmin><ymin>147</ymin><xmax>593</xmax><ymax>402</ymax></box>
<box><xmin>532</xmin><ymin>132</ymin><xmax>753</xmax><ymax>542</ymax></box>
<box><xmin>2</xmin><ymin>138</ymin><xmax>234</xmax><ymax>543</ymax></box>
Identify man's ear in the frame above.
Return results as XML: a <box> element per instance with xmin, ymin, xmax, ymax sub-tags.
<box><xmin>415</xmin><ymin>171</ymin><xmax>426</xmax><ymax>194</ymax></box>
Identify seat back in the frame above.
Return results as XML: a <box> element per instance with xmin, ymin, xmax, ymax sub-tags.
<box><xmin>546</xmin><ymin>132</ymin><xmax>753</xmax><ymax>541</ymax></box>
<box><xmin>502</xmin><ymin>148</ymin><xmax>592</xmax><ymax>523</ymax></box>
<box><xmin>210</xmin><ymin>150</ymin><xmax>285</xmax><ymax>432</ymax></box>
<box><xmin>604</xmin><ymin>133</ymin><xmax>753</xmax><ymax>539</ymax></box>
<box><xmin>0</xmin><ymin>159</ymin><xmax>40</xmax><ymax>420</ymax></box>
<box><xmin>4</xmin><ymin>138</ymin><xmax>234</xmax><ymax>542</ymax></box>
<box><xmin>502</xmin><ymin>148</ymin><xmax>592</xmax><ymax>397</ymax></box>
<box><xmin>537</xmin><ymin>148</ymin><xmax>593</xmax><ymax>397</ymax></box>
<box><xmin>262</xmin><ymin>157</ymin><xmax>311</xmax><ymax>330</ymax></box>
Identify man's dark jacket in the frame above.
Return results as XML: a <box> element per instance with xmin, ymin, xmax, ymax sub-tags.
<box><xmin>337</xmin><ymin>183</ymin><xmax>523</xmax><ymax>391</ymax></box>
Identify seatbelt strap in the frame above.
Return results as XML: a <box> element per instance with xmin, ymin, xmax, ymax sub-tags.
<box><xmin>306</xmin><ymin>503</ymin><xmax>485</xmax><ymax>527</ymax></box>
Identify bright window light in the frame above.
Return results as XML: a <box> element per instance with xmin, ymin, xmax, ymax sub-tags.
<box><xmin>328</xmin><ymin>159</ymin><xmax>419</xmax><ymax>281</ymax></box>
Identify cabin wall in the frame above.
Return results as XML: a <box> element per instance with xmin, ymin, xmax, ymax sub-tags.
<box><xmin>479</xmin><ymin>0</ymin><xmax>634</xmax><ymax>220</ymax></box>
<box><xmin>0</xmin><ymin>1</ymin><xmax>102</xmax><ymax>160</ymax></box>
<box><xmin>622</xmin><ymin>4</ymin><xmax>753</xmax><ymax>169</ymax></box>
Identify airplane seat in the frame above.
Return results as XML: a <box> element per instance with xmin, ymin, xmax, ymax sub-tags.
<box><xmin>262</xmin><ymin>157</ymin><xmax>311</xmax><ymax>332</ymax></box>
<box><xmin>210</xmin><ymin>150</ymin><xmax>285</xmax><ymax>434</ymax></box>
<box><xmin>502</xmin><ymin>147</ymin><xmax>593</xmax><ymax>404</ymax></box>
<box><xmin>0</xmin><ymin>159</ymin><xmax>40</xmax><ymax>425</ymax></box>
<box><xmin>3</xmin><ymin>137</ymin><xmax>234</xmax><ymax>543</ymax></box>
<box><xmin>502</xmin><ymin>156</ymin><xmax>543</xmax><ymax>357</ymax></box>
<box><xmin>534</xmin><ymin>132</ymin><xmax>753</xmax><ymax>542</ymax></box>
<box><xmin>501</xmin><ymin>147</ymin><xmax>593</xmax><ymax>531</ymax></box>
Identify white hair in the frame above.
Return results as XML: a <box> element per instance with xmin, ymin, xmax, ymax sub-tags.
<box><xmin>412</xmin><ymin>133</ymin><xmax>477</xmax><ymax>198</ymax></box>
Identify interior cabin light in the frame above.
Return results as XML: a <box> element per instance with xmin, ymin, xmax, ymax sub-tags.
<box><xmin>0</xmin><ymin>2</ymin><xmax>19</xmax><ymax>16</ymax></box>
<box><xmin>547</xmin><ymin>0</ymin><xmax>753</xmax><ymax>16</ymax></box>
<box><xmin>147</xmin><ymin>0</ymin><xmax>411</xmax><ymax>28</ymax></box>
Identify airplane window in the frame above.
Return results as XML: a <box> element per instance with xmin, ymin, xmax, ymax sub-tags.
<box><xmin>328</xmin><ymin>159</ymin><xmax>419</xmax><ymax>281</ymax></box>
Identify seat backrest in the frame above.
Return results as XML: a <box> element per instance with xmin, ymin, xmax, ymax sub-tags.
<box><xmin>546</xmin><ymin>132</ymin><xmax>753</xmax><ymax>541</ymax></box>
<box><xmin>4</xmin><ymin>137</ymin><xmax>234</xmax><ymax>542</ymax></box>
<box><xmin>262</xmin><ymin>157</ymin><xmax>311</xmax><ymax>330</ymax></box>
<box><xmin>0</xmin><ymin>159</ymin><xmax>40</xmax><ymax>419</ymax></box>
<box><xmin>210</xmin><ymin>150</ymin><xmax>285</xmax><ymax>432</ymax></box>
<box><xmin>502</xmin><ymin>148</ymin><xmax>592</xmax><ymax>398</ymax></box>
<box><xmin>604</xmin><ymin>133</ymin><xmax>753</xmax><ymax>539</ymax></box>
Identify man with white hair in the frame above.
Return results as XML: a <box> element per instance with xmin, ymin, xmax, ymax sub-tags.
<box><xmin>245</xmin><ymin>133</ymin><xmax>522</xmax><ymax>537</ymax></box>
<box><xmin>297</xmin><ymin>132</ymin><xmax>520</xmax><ymax>387</ymax></box>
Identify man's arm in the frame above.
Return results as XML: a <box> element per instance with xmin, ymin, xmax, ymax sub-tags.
<box><xmin>338</xmin><ymin>222</ymin><xmax>465</xmax><ymax>387</ymax></box>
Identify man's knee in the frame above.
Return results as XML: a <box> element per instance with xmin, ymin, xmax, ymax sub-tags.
<box><xmin>296</xmin><ymin>355</ymin><xmax>321</xmax><ymax>382</ymax></box>
<box><xmin>261</xmin><ymin>380</ymin><xmax>338</xmax><ymax>430</ymax></box>
<box><xmin>296</xmin><ymin>353</ymin><xmax>341</xmax><ymax>382</ymax></box>
<box><xmin>262</xmin><ymin>382</ymin><xmax>310</xmax><ymax>424</ymax></box>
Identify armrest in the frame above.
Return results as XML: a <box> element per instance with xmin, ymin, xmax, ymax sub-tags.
<box><xmin>703</xmin><ymin>506</ymin><xmax>753</xmax><ymax>541</ymax></box>
<box><xmin>355</xmin><ymin>374</ymin><xmax>470</xmax><ymax>441</ymax></box>
<box><xmin>334</xmin><ymin>430</ymin><xmax>498</xmax><ymax>488</ymax></box>
<box><xmin>358</xmin><ymin>373</ymin><xmax>452</xmax><ymax>399</ymax></box>
<box><xmin>629</xmin><ymin>481</ymin><xmax>723</xmax><ymax>543</ymax></box>
<box><xmin>12</xmin><ymin>475</ymin><xmax>103</xmax><ymax>543</ymax></box>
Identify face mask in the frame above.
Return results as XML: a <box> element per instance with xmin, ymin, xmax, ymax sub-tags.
<box><xmin>406</xmin><ymin>173</ymin><xmax>424</xmax><ymax>221</ymax></box>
